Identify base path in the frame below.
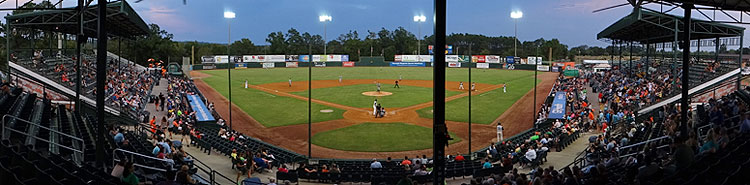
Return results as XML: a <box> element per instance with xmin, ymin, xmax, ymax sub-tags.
<box><xmin>190</xmin><ymin>70</ymin><xmax>558</xmax><ymax>159</ymax></box>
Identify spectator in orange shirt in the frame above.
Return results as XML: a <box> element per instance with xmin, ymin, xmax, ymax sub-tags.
<box><xmin>401</xmin><ymin>156</ymin><xmax>412</xmax><ymax>166</ymax></box>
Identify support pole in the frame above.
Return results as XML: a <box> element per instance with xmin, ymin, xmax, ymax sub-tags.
<box><xmin>308</xmin><ymin>44</ymin><xmax>312</xmax><ymax>158</ymax></box>
<box><xmin>738</xmin><ymin>34</ymin><xmax>744</xmax><ymax>89</ymax></box>
<box><xmin>468</xmin><ymin>44</ymin><xmax>472</xmax><ymax>154</ymax></box>
<box><xmin>629</xmin><ymin>42</ymin><xmax>633</xmax><ymax>76</ymax></box>
<box><xmin>680</xmin><ymin>4</ymin><xmax>692</xmax><ymax>135</ymax></box>
<box><xmin>433</xmin><ymin>0</ymin><xmax>447</xmax><ymax>183</ymax></box>
<box><xmin>75</xmin><ymin>0</ymin><xmax>83</xmax><ymax>111</ymax></box>
<box><xmin>95</xmin><ymin>0</ymin><xmax>108</xmax><ymax>169</ymax></box>
<box><xmin>227</xmin><ymin>20</ymin><xmax>233</xmax><ymax>131</ymax></box>
<box><xmin>646</xmin><ymin>42</ymin><xmax>650</xmax><ymax>75</ymax></box>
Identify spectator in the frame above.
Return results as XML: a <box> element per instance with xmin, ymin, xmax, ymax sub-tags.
<box><xmin>176</xmin><ymin>165</ymin><xmax>196</xmax><ymax>184</ymax></box>
<box><xmin>114</xmin><ymin>129</ymin><xmax>124</xmax><ymax>144</ymax></box>
<box><xmin>401</xmin><ymin>156</ymin><xmax>412</xmax><ymax>166</ymax></box>
<box><xmin>371</xmin><ymin>159</ymin><xmax>383</xmax><ymax>169</ymax></box>
<box><xmin>740</xmin><ymin>113</ymin><xmax>750</xmax><ymax>133</ymax></box>
<box><xmin>277</xmin><ymin>164</ymin><xmax>289</xmax><ymax>173</ymax></box>
<box><xmin>482</xmin><ymin>159</ymin><xmax>493</xmax><ymax>169</ymax></box>
<box><xmin>524</xmin><ymin>147</ymin><xmax>537</xmax><ymax>167</ymax></box>
<box><xmin>253</xmin><ymin>153</ymin><xmax>268</xmax><ymax>172</ymax></box>
<box><xmin>414</xmin><ymin>165</ymin><xmax>429</xmax><ymax>176</ymax></box>
<box><xmin>155</xmin><ymin>169</ymin><xmax>180</xmax><ymax>185</ymax></box>
<box><xmin>455</xmin><ymin>153</ymin><xmax>465</xmax><ymax>161</ymax></box>
<box><xmin>330</xmin><ymin>164</ymin><xmax>341</xmax><ymax>173</ymax></box>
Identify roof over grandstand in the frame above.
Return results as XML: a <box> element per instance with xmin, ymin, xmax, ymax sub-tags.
<box><xmin>650</xmin><ymin>0</ymin><xmax>750</xmax><ymax>12</ymax></box>
<box><xmin>597</xmin><ymin>8</ymin><xmax>744</xmax><ymax>43</ymax></box>
<box><xmin>5</xmin><ymin>0</ymin><xmax>149</xmax><ymax>38</ymax></box>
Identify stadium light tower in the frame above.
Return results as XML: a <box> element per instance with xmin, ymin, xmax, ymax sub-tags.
<box><xmin>225</xmin><ymin>11</ymin><xmax>235</xmax><ymax>130</ymax></box>
<box><xmin>414</xmin><ymin>15</ymin><xmax>426</xmax><ymax>60</ymax></box>
<box><xmin>510</xmin><ymin>10</ymin><xmax>522</xmax><ymax>57</ymax></box>
<box><xmin>319</xmin><ymin>15</ymin><xmax>332</xmax><ymax>56</ymax></box>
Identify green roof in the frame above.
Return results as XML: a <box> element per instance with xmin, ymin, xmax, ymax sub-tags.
<box><xmin>597</xmin><ymin>8</ymin><xmax>744</xmax><ymax>43</ymax></box>
<box><xmin>5</xmin><ymin>1</ymin><xmax>148</xmax><ymax>38</ymax></box>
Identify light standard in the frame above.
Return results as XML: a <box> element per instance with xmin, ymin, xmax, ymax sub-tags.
<box><xmin>510</xmin><ymin>11</ymin><xmax>523</xmax><ymax>57</ymax></box>
<box><xmin>224</xmin><ymin>11</ymin><xmax>235</xmax><ymax>130</ymax></box>
<box><xmin>414</xmin><ymin>15</ymin><xmax>426</xmax><ymax>61</ymax></box>
<box><xmin>319</xmin><ymin>15</ymin><xmax>332</xmax><ymax>55</ymax></box>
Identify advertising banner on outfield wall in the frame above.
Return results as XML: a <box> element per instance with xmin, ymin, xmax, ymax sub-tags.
<box><xmin>235</xmin><ymin>63</ymin><xmax>247</xmax><ymax>69</ymax></box>
<box><xmin>537</xmin><ymin>66</ymin><xmax>550</xmax><ymax>71</ymax></box>
<box><xmin>342</xmin><ymin>55</ymin><xmax>349</xmax><ymax>62</ymax></box>
<box><xmin>486</xmin><ymin>55</ymin><xmax>501</xmax><ymax>63</ymax></box>
<box><xmin>448</xmin><ymin>62</ymin><xmax>461</xmax><ymax>68</ymax></box>
<box><xmin>285</xmin><ymin>62</ymin><xmax>299</xmax><ymax>68</ymax></box>
<box><xmin>286</xmin><ymin>55</ymin><xmax>299</xmax><ymax>62</ymax></box>
<box><xmin>390</xmin><ymin>62</ymin><xmax>425</xmax><ymax>67</ymax></box>
<box><xmin>472</xmin><ymin>55</ymin><xmax>486</xmax><ymax>63</ymax></box>
<box><xmin>314</xmin><ymin>62</ymin><xmax>327</xmax><ymax>67</ymax></box>
<box><xmin>506</xmin><ymin>56</ymin><xmax>515</xmax><ymax>64</ymax></box>
<box><xmin>266</xmin><ymin>55</ymin><xmax>286</xmax><ymax>62</ymax></box>
<box><xmin>446</xmin><ymin>55</ymin><xmax>460</xmax><ymax>62</ymax></box>
<box><xmin>300</xmin><ymin>55</ymin><xmax>311</xmax><ymax>62</ymax></box>
<box><xmin>202</xmin><ymin>56</ymin><xmax>215</xmax><ymax>63</ymax></box>
<box><xmin>548</xmin><ymin>92</ymin><xmax>567</xmax><ymax>119</ymax></box>
<box><xmin>243</xmin><ymin>55</ymin><xmax>264</xmax><ymax>62</ymax></box>
<box><xmin>477</xmin><ymin>63</ymin><xmax>490</xmax><ymax>69</ymax></box>
<box><xmin>214</xmin><ymin>56</ymin><xmax>229</xmax><ymax>63</ymax></box>
<box><xmin>342</xmin><ymin>61</ymin><xmax>355</xmax><ymax>67</ymax></box>
<box><xmin>262</xmin><ymin>63</ymin><xmax>275</xmax><ymax>69</ymax></box>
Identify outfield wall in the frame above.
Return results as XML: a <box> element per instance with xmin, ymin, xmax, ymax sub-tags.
<box><xmin>191</xmin><ymin>61</ymin><xmax>547</xmax><ymax>71</ymax></box>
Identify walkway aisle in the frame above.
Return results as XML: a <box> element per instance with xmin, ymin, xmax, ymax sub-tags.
<box><xmin>143</xmin><ymin>78</ymin><xmax>274</xmax><ymax>185</ymax></box>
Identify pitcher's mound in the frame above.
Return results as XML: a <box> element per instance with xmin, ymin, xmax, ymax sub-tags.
<box><xmin>361</xmin><ymin>91</ymin><xmax>393</xmax><ymax>97</ymax></box>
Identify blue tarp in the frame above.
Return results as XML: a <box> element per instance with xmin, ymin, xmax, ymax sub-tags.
<box><xmin>187</xmin><ymin>94</ymin><xmax>215</xmax><ymax>123</ymax></box>
<box><xmin>548</xmin><ymin>92</ymin><xmax>567</xmax><ymax>119</ymax></box>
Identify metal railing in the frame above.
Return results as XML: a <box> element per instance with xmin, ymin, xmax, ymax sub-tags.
<box><xmin>112</xmin><ymin>148</ymin><xmax>174</xmax><ymax>172</ymax></box>
<box><xmin>2</xmin><ymin>114</ymin><xmax>85</xmax><ymax>165</ymax></box>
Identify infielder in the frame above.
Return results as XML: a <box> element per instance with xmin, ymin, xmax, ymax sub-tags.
<box><xmin>471</xmin><ymin>82</ymin><xmax>476</xmax><ymax>91</ymax></box>
<box><xmin>338</xmin><ymin>75</ymin><xmax>343</xmax><ymax>83</ymax></box>
<box><xmin>503</xmin><ymin>83</ymin><xmax>507</xmax><ymax>93</ymax></box>
<box><xmin>399</xmin><ymin>74</ymin><xmax>403</xmax><ymax>81</ymax></box>
<box><xmin>373</xmin><ymin>99</ymin><xmax>378</xmax><ymax>116</ymax></box>
<box><xmin>376</xmin><ymin>81</ymin><xmax>381</xmax><ymax>92</ymax></box>
<box><xmin>459</xmin><ymin>82</ymin><xmax>464</xmax><ymax>90</ymax></box>
<box><xmin>244</xmin><ymin>80</ymin><xmax>248</xmax><ymax>89</ymax></box>
<box><xmin>288</xmin><ymin>78</ymin><xmax>292</xmax><ymax>87</ymax></box>
<box><xmin>394</xmin><ymin>80</ymin><xmax>400</xmax><ymax>88</ymax></box>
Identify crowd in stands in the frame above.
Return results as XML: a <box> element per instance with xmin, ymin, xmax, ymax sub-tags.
<box><xmin>589</xmin><ymin>66</ymin><xmax>678</xmax><ymax>117</ymax></box>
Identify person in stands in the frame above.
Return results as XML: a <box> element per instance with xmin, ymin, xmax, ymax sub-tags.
<box><xmin>176</xmin><ymin>165</ymin><xmax>196</xmax><ymax>184</ymax></box>
<box><xmin>370</xmin><ymin>158</ymin><xmax>383</xmax><ymax>169</ymax></box>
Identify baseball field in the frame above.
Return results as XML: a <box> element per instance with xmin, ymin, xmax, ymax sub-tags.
<box><xmin>190</xmin><ymin>67</ymin><xmax>557</xmax><ymax>158</ymax></box>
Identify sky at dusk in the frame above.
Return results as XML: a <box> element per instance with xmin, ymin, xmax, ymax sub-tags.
<box><xmin>3</xmin><ymin>0</ymin><xmax>750</xmax><ymax>48</ymax></box>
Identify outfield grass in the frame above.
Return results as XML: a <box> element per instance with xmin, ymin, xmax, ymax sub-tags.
<box><xmin>290</xmin><ymin>84</ymin><xmax>461</xmax><ymax>108</ymax></box>
<box><xmin>311</xmin><ymin>122</ymin><xmax>461</xmax><ymax>152</ymax></box>
<box><xmin>417</xmin><ymin>75</ymin><xmax>539</xmax><ymax>124</ymax></box>
<box><xmin>198</xmin><ymin>67</ymin><xmax>541</xmax><ymax>126</ymax></box>
<box><xmin>201</xmin><ymin>75</ymin><xmax>344</xmax><ymax>127</ymax></box>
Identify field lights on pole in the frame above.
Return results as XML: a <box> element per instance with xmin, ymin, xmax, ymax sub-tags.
<box><xmin>319</xmin><ymin>15</ymin><xmax>332</xmax><ymax>55</ymax></box>
<box><xmin>225</xmin><ymin>10</ymin><xmax>235</xmax><ymax>130</ymax></box>
<box><xmin>414</xmin><ymin>15</ymin><xmax>426</xmax><ymax>60</ymax></box>
<box><xmin>510</xmin><ymin>10</ymin><xmax>522</xmax><ymax>57</ymax></box>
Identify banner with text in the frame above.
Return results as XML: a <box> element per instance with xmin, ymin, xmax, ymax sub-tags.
<box><xmin>486</xmin><ymin>55</ymin><xmax>501</xmax><ymax>63</ymax></box>
<box><xmin>548</xmin><ymin>92</ymin><xmax>567</xmax><ymax>119</ymax></box>
<box><xmin>262</xmin><ymin>63</ymin><xmax>275</xmax><ymax>69</ymax></box>
<box><xmin>285</xmin><ymin>62</ymin><xmax>298</xmax><ymax>68</ymax></box>
<box><xmin>448</xmin><ymin>62</ymin><xmax>461</xmax><ymax>68</ymax></box>
<box><xmin>342</xmin><ymin>61</ymin><xmax>355</xmax><ymax>67</ymax></box>
<box><xmin>390</xmin><ymin>62</ymin><xmax>425</xmax><ymax>67</ymax></box>
<box><xmin>477</xmin><ymin>63</ymin><xmax>490</xmax><ymax>69</ymax></box>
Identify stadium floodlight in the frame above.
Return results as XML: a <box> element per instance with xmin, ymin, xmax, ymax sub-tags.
<box><xmin>224</xmin><ymin>11</ymin><xmax>236</xmax><ymax>19</ymax></box>
<box><xmin>510</xmin><ymin>11</ymin><xmax>523</xmax><ymax>19</ymax></box>
<box><xmin>319</xmin><ymin>15</ymin><xmax>332</xmax><ymax>55</ymax></box>
<box><xmin>413</xmin><ymin>15</ymin><xmax>426</xmax><ymax>22</ymax></box>
<box><xmin>225</xmin><ymin>10</ymin><xmax>235</xmax><ymax>130</ymax></box>
<box><xmin>414</xmin><ymin>15</ymin><xmax>426</xmax><ymax>61</ymax></box>
<box><xmin>319</xmin><ymin>15</ymin><xmax>332</xmax><ymax>22</ymax></box>
<box><xmin>510</xmin><ymin>10</ymin><xmax>522</xmax><ymax>56</ymax></box>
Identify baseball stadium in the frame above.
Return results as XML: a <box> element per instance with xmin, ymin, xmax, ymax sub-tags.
<box><xmin>1</xmin><ymin>0</ymin><xmax>750</xmax><ymax>185</ymax></box>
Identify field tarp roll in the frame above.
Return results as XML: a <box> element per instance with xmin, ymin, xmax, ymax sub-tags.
<box><xmin>188</xmin><ymin>94</ymin><xmax>216</xmax><ymax>123</ymax></box>
<box><xmin>548</xmin><ymin>92</ymin><xmax>567</xmax><ymax>119</ymax></box>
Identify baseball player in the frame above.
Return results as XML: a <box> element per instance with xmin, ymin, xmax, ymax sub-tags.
<box><xmin>459</xmin><ymin>82</ymin><xmax>464</xmax><ymax>90</ymax></box>
<box><xmin>244</xmin><ymin>79</ymin><xmax>248</xmax><ymax>89</ymax></box>
<box><xmin>338</xmin><ymin>75</ymin><xmax>343</xmax><ymax>83</ymax></box>
<box><xmin>376</xmin><ymin>81</ymin><xmax>381</xmax><ymax>92</ymax></box>
<box><xmin>373</xmin><ymin>99</ymin><xmax>378</xmax><ymax>116</ymax></box>
<box><xmin>288</xmin><ymin>78</ymin><xmax>292</xmax><ymax>87</ymax></box>
<box><xmin>503</xmin><ymin>83</ymin><xmax>507</xmax><ymax>93</ymax></box>
<box><xmin>399</xmin><ymin>74</ymin><xmax>403</xmax><ymax>81</ymax></box>
<box><xmin>471</xmin><ymin>82</ymin><xmax>476</xmax><ymax>91</ymax></box>
<box><xmin>394</xmin><ymin>80</ymin><xmax>400</xmax><ymax>88</ymax></box>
